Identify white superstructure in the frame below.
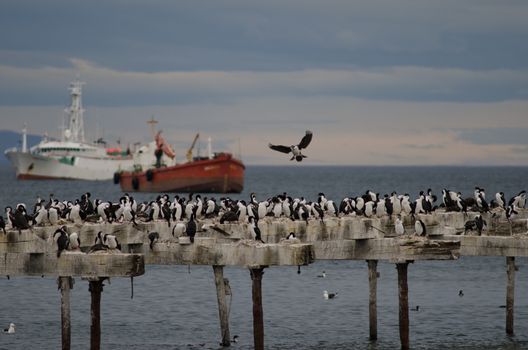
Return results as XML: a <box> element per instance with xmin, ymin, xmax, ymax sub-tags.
<box><xmin>4</xmin><ymin>80</ymin><xmax>139</xmax><ymax>180</ymax></box>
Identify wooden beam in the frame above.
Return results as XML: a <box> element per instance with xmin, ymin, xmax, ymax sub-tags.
<box><xmin>213</xmin><ymin>266</ymin><xmax>231</xmax><ymax>346</ymax></box>
<box><xmin>506</xmin><ymin>257</ymin><xmax>515</xmax><ymax>335</ymax></box>
<box><xmin>397</xmin><ymin>262</ymin><xmax>410</xmax><ymax>350</ymax></box>
<box><xmin>89</xmin><ymin>279</ymin><xmax>104</xmax><ymax>350</ymax></box>
<box><xmin>146</xmin><ymin>240</ymin><xmax>315</xmax><ymax>266</ymax></box>
<box><xmin>250</xmin><ymin>267</ymin><xmax>265</xmax><ymax>350</ymax></box>
<box><xmin>59</xmin><ymin>277</ymin><xmax>73</xmax><ymax>350</ymax></box>
<box><xmin>367</xmin><ymin>260</ymin><xmax>378</xmax><ymax>341</ymax></box>
<box><xmin>0</xmin><ymin>252</ymin><xmax>144</xmax><ymax>277</ymax></box>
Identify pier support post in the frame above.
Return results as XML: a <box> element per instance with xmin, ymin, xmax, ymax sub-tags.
<box><xmin>367</xmin><ymin>260</ymin><xmax>378</xmax><ymax>341</ymax></box>
<box><xmin>250</xmin><ymin>267</ymin><xmax>265</xmax><ymax>350</ymax></box>
<box><xmin>89</xmin><ymin>279</ymin><xmax>104</xmax><ymax>350</ymax></box>
<box><xmin>506</xmin><ymin>256</ymin><xmax>515</xmax><ymax>335</ymax></box>
<box><xmin>213</xmin><ymin>265</ymin><xmax>231</xmax><ymax>346</ymax></box>
<box><xmin>59</xmin><ymin>277</ymin><xmax>73</xmax><ymax>350</ymax></box>
<box><xmin>396</xmin><ymin>262</ymin><xmax>410</xmax><ymax>350</ymax></box>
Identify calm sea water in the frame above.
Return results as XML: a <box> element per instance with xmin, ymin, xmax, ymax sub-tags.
<box><xmin>1</xmin><ymin>164</ymin><xmax>528</xmax><ymax>350</ymax></box>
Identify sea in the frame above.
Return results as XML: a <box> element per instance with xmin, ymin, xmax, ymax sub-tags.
<box><xmin>0</xmin><ymin>164</ymin><xmax>528</xmax><ymax>350</ymax></box>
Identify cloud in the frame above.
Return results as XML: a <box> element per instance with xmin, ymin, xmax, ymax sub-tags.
<box><xmin>1</xmin><ymin>1</ymin><xmax>528</xmax><ymax>72</ymax></box>
<box><xmin>0</xmin><ymin>60</ymin><xmax>527</xmax><ymax>108</ymax></box>
<box><xmin>402</xmin><ymin>144</ymin><xmax>445</xmax><ymax>150</ymax></box>
<box><xmin>455</xmin><ymin>128</ymin><xmax>528</xmax><ymax>145</ymax></box>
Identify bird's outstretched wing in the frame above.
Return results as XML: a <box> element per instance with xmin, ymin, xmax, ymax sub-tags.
<box><xmin>268</xmin><ymin>143</ymin><xmax>291</xmax><ymax>154</ymax></box>
<box><xmin>298</xmin><ymin>130</ymin><xmax>313</xmax><ymax>149</ymax></box>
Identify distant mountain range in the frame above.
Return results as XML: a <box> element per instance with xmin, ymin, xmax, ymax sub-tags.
<box><xmin>0</xmin><ymin>130</ymin><xmax>42</xmax><ymax>163</ymax></box>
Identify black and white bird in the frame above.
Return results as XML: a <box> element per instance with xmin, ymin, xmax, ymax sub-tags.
<box><xmin>172</xmin><ymin>222</ymin><xmax>186</xmax><ymax>237</ymax></box>
<box><xmin>415</xmin><ymin>219</ymin><xmax>426</xmax><ymax>236</ymax></box>
<box><xmin>464</xmin><ymin>215</ymin><xmax>486</xmax><ymax>235</ymax></box>
<box><xmin>323</xmin><ymin>290</ymin><xmax>337</xmax><ymax>299</ymax></box>
<box><xmin>186</xmin><ymin>213</ymin><xmax>197</xmax><ymax>243</ymax></box>
<box><xmin>286</xmin><ymin>232</ymin><xmax>296</xmax><ymax>240</ymax></box>
<box><xmin>68</xmin><ymin>232</ymin><xmax>81</xmax><ymax>250</ymax></box>
<box><xmin>148</xmin><ymin>232</ymin><xmax>159</xmax><ymax>250</ymax></box>
<box><xmin>509</xmin><ymin>190</ymin><xmax>526</xmax><ymax>208</ymax></box>
<box><xmin>268</xmin><ymin>130</ymin><xmax>313</xmax><ymax>162</ymax></box>
<box><xmin>395</xmin><ymin>216</ymin><xmax>405</xmax><ymax>235</ymax></box>
<box><xmin>491</xmin><ymin>192</ymin><xmax>506</xmax><ymax>209</ymax></box>
<box><xmin>12</xmin><ymin>205</ymin><xmax>31</xmax><ymax>233</ymax></box>
<box><xmin>104</xmin><ymin>234</ymin><xmax>121</xmax><ymax>250</ymax></box>
<box><xmin>88</xmin><ymin>231</ymin><xmax>107</xmax><ymax>253</ymax></box>
<box><xmin>54</xmin><ymin>227</ymin><xmax>70</xmax><ymax>257</ymax></box>
<box><xmin>249</xmin><ymin>217</ymin><xmax>264</xmax><ymax>243</ymax></box>
<box><xmin>0</xmin><ymin>216</ymin><xmax>5</xmax><ymax>234</ymax></box>
<box><xmin>3</xmin><ymin>323</ymin><xmax>15</xmax><ymax>334</ymax></box>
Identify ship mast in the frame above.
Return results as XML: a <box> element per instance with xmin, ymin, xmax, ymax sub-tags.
<box><xmin>147</xmin><ymin>116</ymin><xmax>158</xmax><ymax>139</ymax></box>
<box><xmin>63</xmin><ymin>79</ymin><xmax>86</xmax><ymax>142</ymax></box>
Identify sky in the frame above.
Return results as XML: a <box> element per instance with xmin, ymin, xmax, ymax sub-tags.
<box><xmin>0</xmin><ymin>0</ymin><xmax>527</xmax><ymax>165</ymax></box>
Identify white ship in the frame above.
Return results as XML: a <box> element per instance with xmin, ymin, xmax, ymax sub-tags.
<box><xmin>4</xmin><ymin>80</ymin><xmax>137</xmax><ymax>180</ymax></box>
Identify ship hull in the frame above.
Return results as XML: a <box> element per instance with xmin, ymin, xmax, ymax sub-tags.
<box><xmin>5</xmin><ymin>150</ymin><xmax>134</xmax><ymax>181</ymax></box>
<box><xmin>118</xmin><ymin>154</ymin><xmax>245</xmax><ymax>193</ymax></box>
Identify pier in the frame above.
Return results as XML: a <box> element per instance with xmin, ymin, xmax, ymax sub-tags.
<box><xmin>2</xmin><ymin>208</ymin><xmax>528</xmax><ymax>349</ymax></box>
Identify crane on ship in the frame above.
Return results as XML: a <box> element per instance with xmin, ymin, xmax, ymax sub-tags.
<box><xmin>186</xmin><ymin>133</ymin><xmax>200</xmax><ymax>162</ymax></box>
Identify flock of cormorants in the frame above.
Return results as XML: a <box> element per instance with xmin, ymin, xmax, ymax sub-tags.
<box><xmin>1</xmin><ymin>188</ymin><xmax>526</xmax><ymax>256</ymax></box>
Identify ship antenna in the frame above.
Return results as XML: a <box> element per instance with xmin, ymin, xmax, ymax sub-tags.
<box><xmin>147</xmin><ymin>116</ymin><xmax>158</xmax><ymax>139</ymax></box>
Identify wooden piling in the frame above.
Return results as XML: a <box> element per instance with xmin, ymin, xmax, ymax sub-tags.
<box><xmin>506</xmin><ymin>256</ymin><xmax>515</xmax><ymax>335</ymax></box>
<box><xmin>89</xmin><ymin>279</ymin><xmax>104</xmax><ymax>350</ymax></box>
<box><xmin>213</xmin><ymin>265</ymin><xmax>231</xmax><ymax>346</ymax></box>
<box><xmin>59</xmin><ymin>277</ymin><xmax>72</xmax><ymax>350</ymax></box>
<box><xmin>250</xmin><ymin>267</ymin><xmax>265</xmax><ymax>350</ymax></box>
<box><xmin>367</xmin><ymin>260</ymin><xmax>378</xmax><ymax>341</ymax></box>
<box><xmin>396</xmin><ymin>262</ymin><xmax>409</xmax><ymax>350</ymax></box>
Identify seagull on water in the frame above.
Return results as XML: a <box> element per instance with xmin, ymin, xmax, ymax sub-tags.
<box><xmin>323</xmin><ymin>290</ymin><xmax>337</xmax><ymax>299</ymax></box>
<box><xmin>3</xmin><ymin>323</ymin><xmax>15</xmax><ymax>334</ymax></box>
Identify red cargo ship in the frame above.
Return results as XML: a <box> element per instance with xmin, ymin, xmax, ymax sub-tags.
<box><xmin>116</xmin><ymin>120</ymin><xmax>245</xmax><ymax>193</ymax></box>
<box><xmin>117</xmin><ymin>152</ymin><xmax>245</xmax><ymax>193</ymax></box>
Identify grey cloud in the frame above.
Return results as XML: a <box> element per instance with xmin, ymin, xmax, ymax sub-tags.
<box><xmin>511</xmin><ymin>145</ymin><xmax>528</xmax><ymax>154</ymax></box>
<box><xmin>1</xmin><ymin>0</ymin><xmax>528</xmax><ymax>73</ymax></box>
<box><xmin>455</xmin><ymin>128</ymin><xmax>528</xmax><ymax>145</ymax></box>
<box><xmin>402</xmin><ymin>144</ymin><xmax>445</xmax><ymax>150</ymax></box>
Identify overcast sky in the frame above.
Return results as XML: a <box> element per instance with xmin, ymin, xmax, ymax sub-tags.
<box><xmin>1</xmin><ymin>0</ymin><xmax>527</xmax><ymax>165</ymax></box>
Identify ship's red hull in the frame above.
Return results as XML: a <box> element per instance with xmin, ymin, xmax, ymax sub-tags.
<box><xmin>118</xmin><ymin>153</ymin><xmax>245</xmax><ymax>193</ymax></box>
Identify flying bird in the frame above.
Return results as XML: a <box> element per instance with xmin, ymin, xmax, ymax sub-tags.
<box><xmin>269</xmin><ymin>130</ymin><xmax>313</xmax><ymax>162</ymax></box>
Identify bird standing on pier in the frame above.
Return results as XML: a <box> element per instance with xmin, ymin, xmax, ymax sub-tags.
<box><xmin>12</xmin><ymin>205</ymin><xmax>31</xmax><ymax>233</ymax></box>
<box><xmin>464</xmin><ymin>215</ymin><xmax>486</xmax><ymax>235</ymax></box>
<box><xmin>395</xmin><ymin>216</ymin><xmax>405</xmax><ymax>235</ymax></box>
<box><xmin>88</xmin><ymin>231</ymin><xmax>107</xmax><ymax>253</ymax></box>
<box><xmin>48</xmin><ymin>205</ymin><xmax>59</xmax><ymax>226</ymax></box>
<box><xmin>509</xmin><ymin>190</ymin><xmax>526</xmax><ymax>208</ymax></box>
<box><xmin>249</xmin><ymin>217</ymin><xmax>264</xmax><ymax>243</ymax></box>
<box><xmin>104</xmin><ymin>234</ymin><xmax>121</xmax><ymax>250</ymax></box>
<box><xmin>186</xmin><ymin>213</ymin><xmax>197</xmax><ymax>243</ymax></box>
<box><xmin>148</xmin><ymin>232</ymin><xmax>159</xmax><ymax>250</ymax></box>
<box><xmin>54</xmin><ymin>227</ymin><xmax>69</xmax><ymax>257</ymax></box>
<box><xmin>415</xmin><ymin>219</ymin><xmax>426</xmax><ymax>236</ymax></box>
<box><xmin>491</xmin><ymin>192</ymin><xmax>506</xmax><ymax>209</ymax></box>
<box><xmin>68</xmin><ymin>232</ymin><xmax>81</xmax><ymax>250</ymax></box>
<box><xmin>0</xmin><ymin>216</ymin><xmax>5</xmax><ymax>234</ymax></box>
<box><xmin>268</xmin><ymin>130</ymin><xmax>313</xmax><ymax>162</ymax></box>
